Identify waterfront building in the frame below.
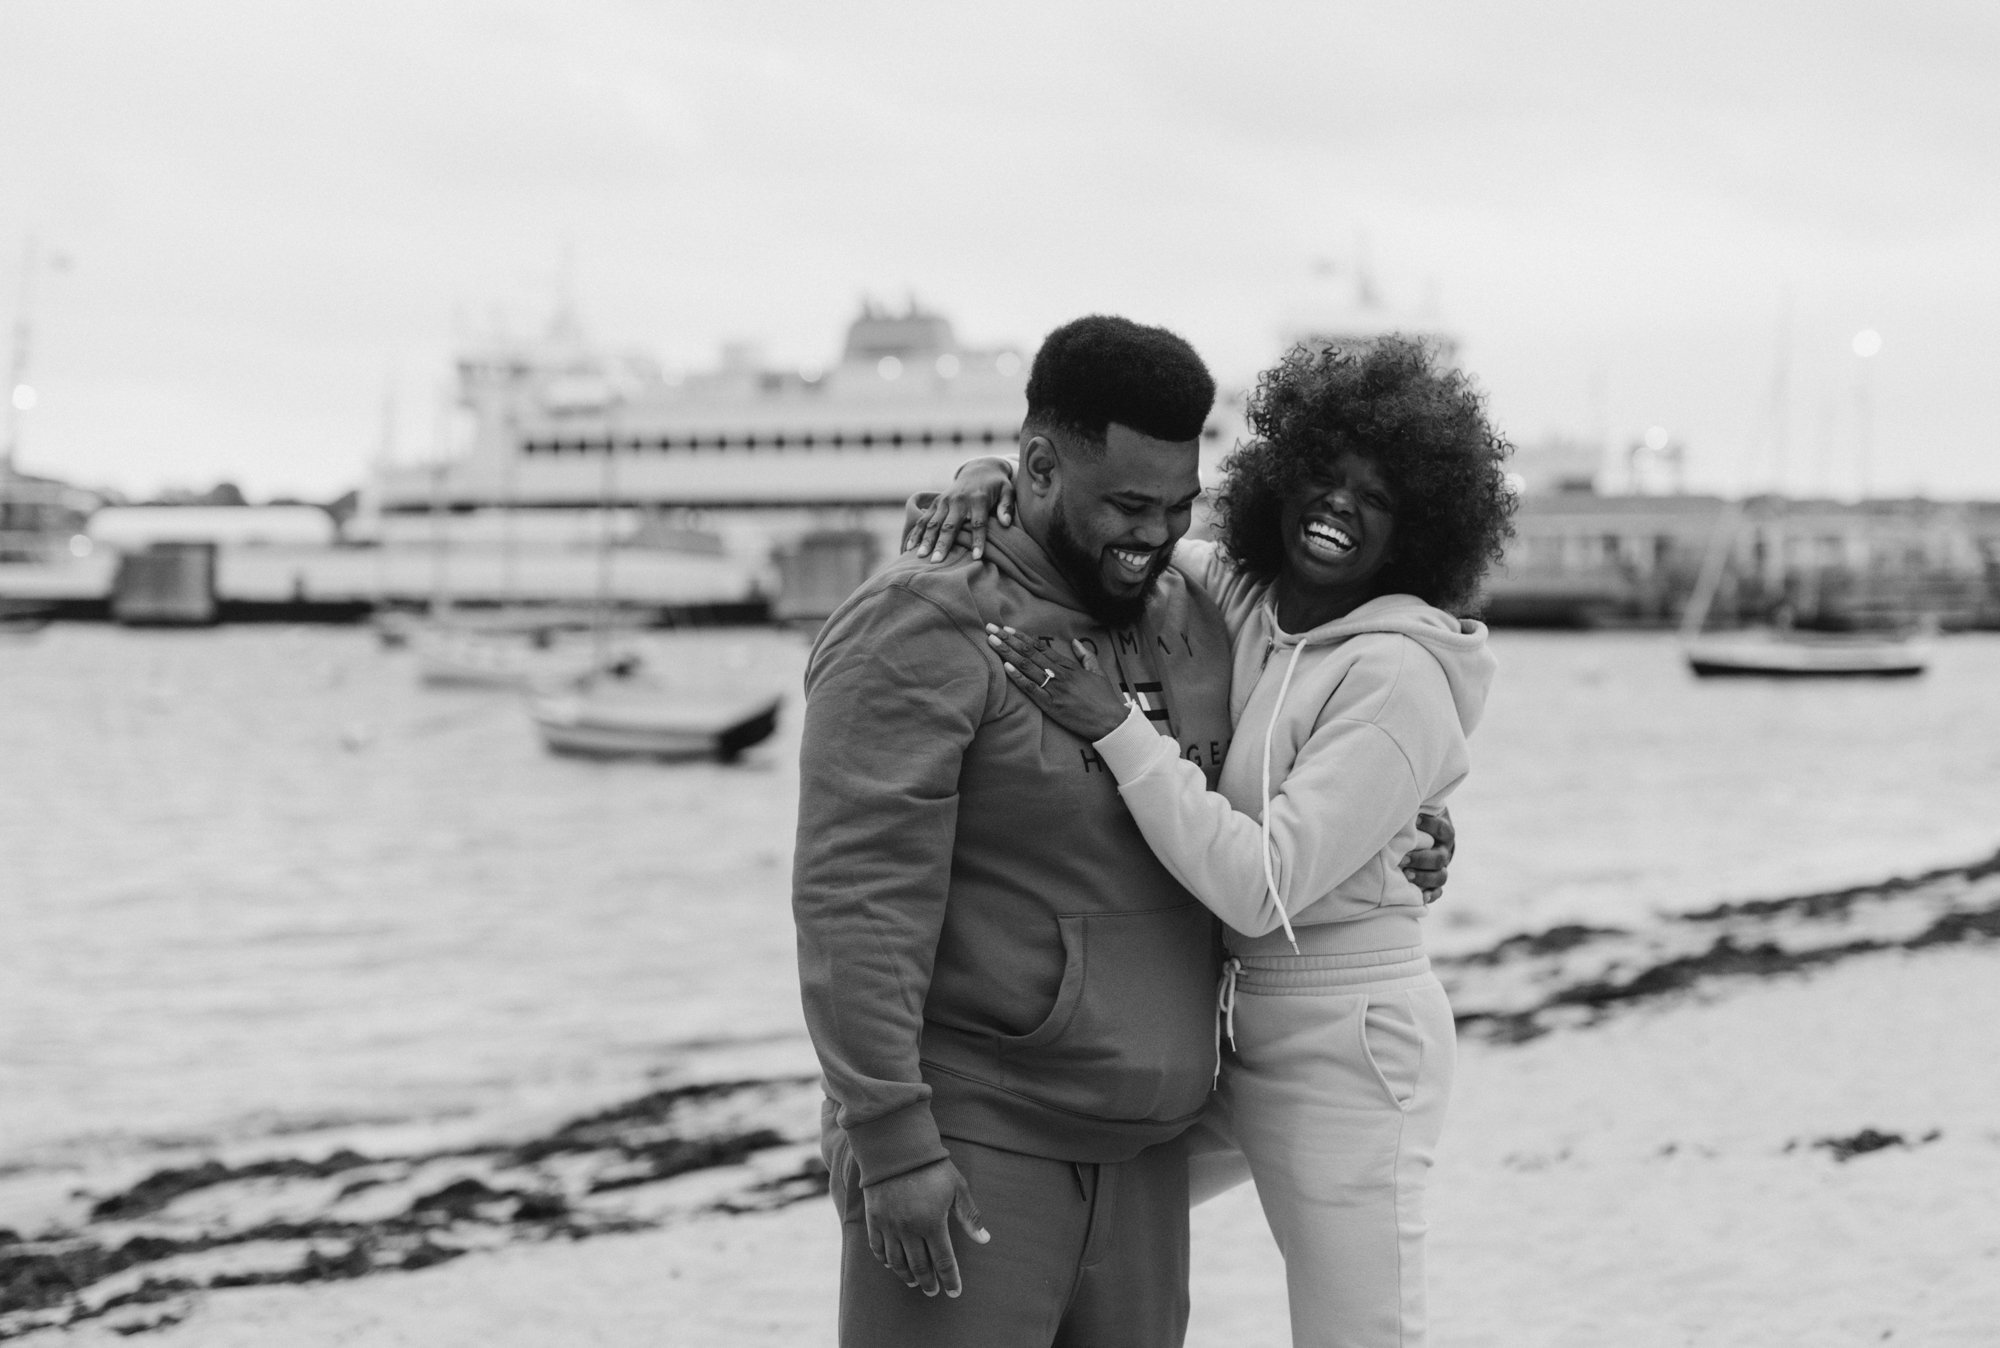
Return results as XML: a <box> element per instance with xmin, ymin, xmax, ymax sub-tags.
<box><xmin>1488</xmin><ymin>491</ymin><xmax>2000</xmax><ymax>629</ymax></box>
<box><xmin>0</xmin><ymin>467</ymin><xmax>99</xmax><ymax>564</ymax></box>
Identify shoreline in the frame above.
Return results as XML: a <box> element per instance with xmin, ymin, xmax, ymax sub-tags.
<box><xmin>7</xmin><ymin>847</ymin><xmax>1997</xmax><ymax>1342</ymax></box>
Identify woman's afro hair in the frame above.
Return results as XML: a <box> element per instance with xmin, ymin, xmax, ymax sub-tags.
<box><xmin>1212</xmin><ymin>336</ymin><xmax>1516</xmax><ymax>615</ymax></box>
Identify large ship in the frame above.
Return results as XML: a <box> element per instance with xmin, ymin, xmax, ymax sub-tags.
<box><xmin>364</xmin><ymin>300</ymin><xmax>1236</xmax><ymax>565</ymax></box>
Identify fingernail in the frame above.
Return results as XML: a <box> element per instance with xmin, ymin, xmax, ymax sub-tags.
<box><xmin>985</xmin><ymin>623</ymin><xmax>997</xmax><ymax>632</ymax></box>
<box><xmin>974</xmin><ymin>1229</ymin><xmax>991</xmax><ymax>1243</ymax></box>
<box><xmin>972</xmin><ymin>548</ymin><xmax>982</xmax><ymax>559</ymax></box>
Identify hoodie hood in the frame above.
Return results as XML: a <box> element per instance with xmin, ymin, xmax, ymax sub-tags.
<box><xmin>1268</xmin><ymin>593</ymin><xmax>1495</xmax><ymax>735</ymax></box>
<box><xmin>980</xmin><ymin>521</ymin><xmax>1089</xmax><ymax>612</ymax></box>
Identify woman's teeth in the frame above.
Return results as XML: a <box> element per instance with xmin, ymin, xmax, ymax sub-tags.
<box><xmin>1303</xmin><ymin>520</ymin><xmax>1356</xmax><ymax>559</ymax></box>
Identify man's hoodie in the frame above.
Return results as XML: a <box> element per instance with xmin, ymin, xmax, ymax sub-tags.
<box><xmin>1092</xmin><ymin>539</ymin><xmax>1496</xmax><ymax>956</ymax></box>
<box><xmin>793</xmin><ymin>525</ymin><xmax>1236</xmax><ymax>1188</ymax></box>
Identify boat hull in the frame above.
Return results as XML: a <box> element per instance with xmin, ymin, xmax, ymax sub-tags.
<box><xmin>414</xmin><ymin>630</ymin><xmax>627</xmax><ymax>691</ymax></box>
<box><xmin>1684</xmin><ymin>633</ymin><xmax>1930</xmax><ymax>679</ymax></box>
<box><xmin>528</xmin><ymin>692</ymin><xmax>780</xmax><ymax>763</ymax></box>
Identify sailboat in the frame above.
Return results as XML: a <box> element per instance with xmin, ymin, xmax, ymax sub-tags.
<box><xmin>520</xmin><ymin>410</ymin><xmax>780</xmax><ymax>762</ymax></box>
<box><xmin>414</xmin><ymin>622</ymin><xmax>629</xmax><ymax>690</ymax></box>
<box><xmin>407</xmin><ymin>380</ymin><xmax>634</xmax><ymax>690</ymax></box>
<box><xmin>1679</xmin><ymin>503</ymin><xmax>1930</xmax><ymax>678</ymax></box>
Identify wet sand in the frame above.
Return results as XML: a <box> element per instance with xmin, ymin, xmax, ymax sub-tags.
<box><xmin>10</xmin><ymin>856</ymin><xmax>1997</xmax><ymax>1345</ymax></box>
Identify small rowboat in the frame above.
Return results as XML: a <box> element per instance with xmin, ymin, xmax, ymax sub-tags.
<box><xmin>1684</xmin><ymin>629</ymin><xmax>1930</xmax><ymax>679</ymax></box>
<box><xmin>527</xmin><ymin>678</ymin><xmax>781</xmax><ymax>762</ymax></box>
<box><xmin>415</xmin><ymin>627</ymin><xmax>634</xmax><ymax>691</ymax></box>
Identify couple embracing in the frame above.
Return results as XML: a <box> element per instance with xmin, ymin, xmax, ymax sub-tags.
<box><xmin>792</xmin><ymin>315</ymin><xmax>1516</xmax><ymax>1347</ymax></box>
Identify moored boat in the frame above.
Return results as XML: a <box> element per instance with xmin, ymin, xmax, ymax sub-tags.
<box><xmin>1684</xmin><ymin>629</ymin><xmax>1929</xmax><ymax>678</ymax></box>
<box><xmin>526</xmin><ymin>675</ymin><xmax>780</xmax><ymax>762</ymax></box>
<box><xmin>1677</xmin><ymin>501</ymin><xmax>1932</xmax><ymax>679</ymax></box>
<box><xmin>414</xmin><ymin>626</ymin><xmax>635</xmax><ymax>690</ymax></box>
<box><xmin>0</xmin><ymin>602</ymin><xmax>52</xmax><ymax>637</ymax></box>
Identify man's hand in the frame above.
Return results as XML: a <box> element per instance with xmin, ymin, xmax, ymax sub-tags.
<box><xmin>862</xmin><ymin>1157</ymin><xmax>990</xmax><ymax>1298</ymax></box>
<box><xmin>1402</xmin><ymin>810</ymin><xmax>1455</xmax><ymax>903</ymax></box>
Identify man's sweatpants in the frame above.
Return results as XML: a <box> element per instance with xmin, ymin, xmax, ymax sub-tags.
<box><xmin>825</xmin><ymin>1128</ymin><xmax>1190</xmax><ymax>1348</ymax></box>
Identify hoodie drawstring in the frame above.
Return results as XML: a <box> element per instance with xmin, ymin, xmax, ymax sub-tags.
<box><xmin>1259</xmin><ymin>639</ymin><xmax>1307</xmax><ymax>953</ymax></box>
<box><xmin>1214</xmin><ymin>955</ymin><xmax>1243</xmax><ymax>1080</ymax></box>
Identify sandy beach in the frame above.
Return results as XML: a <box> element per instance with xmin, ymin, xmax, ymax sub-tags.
<box><xmin>9</xmin><ymin>628</ymin><xmax>2000</xmax><ymax>1344</ymax></box>
<box><xmin>9</xmin><ymin>853</ymin><xmax>1997</xmax><ymax>1346</ymax></box>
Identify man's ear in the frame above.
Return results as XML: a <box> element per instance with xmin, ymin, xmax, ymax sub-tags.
<box><xmin>1020</xmin><ymin>435</ymin><xmax>1060</xmax><ymax>497</ymax></box>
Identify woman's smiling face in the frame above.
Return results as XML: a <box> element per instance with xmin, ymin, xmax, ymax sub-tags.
<box><xmin>1277</xmin><ymin>449</ymin><xmax>1397</xmax><ymax>600</ymax></box>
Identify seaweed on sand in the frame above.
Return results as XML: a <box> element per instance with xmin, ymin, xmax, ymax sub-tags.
<box><xmin>1445</xmin><ymin>848</ymin><xmax>2000</xmax><ymax>1043</ymax></box>
<box><xmin>0</xmin><ymin>1075</ymin><xmax>821</xmax><ymax>1340</ymax></box>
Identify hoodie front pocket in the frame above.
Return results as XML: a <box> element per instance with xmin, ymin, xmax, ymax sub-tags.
<box><xmin>992</xmin><ymin>916</ymin><xmax>1086</xmax><ymax>1051</ymax></box>
<box><xmin>996</xmin><ymin>903</ymin><xmax>1216</xmax><ymax>1124</ymax></box>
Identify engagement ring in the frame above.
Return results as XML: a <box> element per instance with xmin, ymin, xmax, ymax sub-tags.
<box><xmin>1039</xmin><ymin>669</ymin><xmax>1056</xmax><ymax>688</ymax></box>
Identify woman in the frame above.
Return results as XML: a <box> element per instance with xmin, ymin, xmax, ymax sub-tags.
<box><xmin>910</xmin><ymin>336</ymin><xmax>1515</xmax><ymax>1346</ymax></box>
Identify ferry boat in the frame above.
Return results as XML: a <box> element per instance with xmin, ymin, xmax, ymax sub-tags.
<box><xmin>362</xmin><ymin>300</ymin><xmax>1239</xmax><ymax>570</ymax></box>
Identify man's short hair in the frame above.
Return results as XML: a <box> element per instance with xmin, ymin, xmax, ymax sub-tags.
<box><xmin>1023</xmin><ymin>315</ymin><xmax>1215</xmax><ymax>448</ymax></box>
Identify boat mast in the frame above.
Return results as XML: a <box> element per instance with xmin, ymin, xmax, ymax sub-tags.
<box><xmin>427</xmin><ymin>378</ymin><xmax>450</xmax><ymax>620</ymax></box>
<box><xmin>592</xmin><ymin>404</ymin><xmax>619</xmax><ymax>667</ymax></box>
<box><xmin>4</xmin><ymin>237</ymin><xmax>44</xmax><ymax>478</ymax></box>
<box><xmin>1679</xmin><ymin>501</ymin><xmax>1743</xmax><ymax>640</ymax></box>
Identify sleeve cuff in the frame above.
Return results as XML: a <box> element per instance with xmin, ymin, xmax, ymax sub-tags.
<box><xmin>845</xmin><ymin>1101</ymin><xmax>949</xmax><ymax>1188</ymax></box>
<box><xmin>1094</xmin><ymin>703</ymin><xmax>1172</xmax><ymax>782</ymax></box>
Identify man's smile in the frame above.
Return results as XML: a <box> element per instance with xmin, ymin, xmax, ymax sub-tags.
<box><xmin>1107</xmin><ymin>546</ymin><xmax>1157</xmax><ymax>583</ymax></box>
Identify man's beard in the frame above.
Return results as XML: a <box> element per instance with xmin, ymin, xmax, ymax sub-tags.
<box><xmin>1046</xmin><ymin>504</ymin><xmax>1174</xmax><ymax>630</ymax></box>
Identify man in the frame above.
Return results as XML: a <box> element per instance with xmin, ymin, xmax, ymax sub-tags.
<box><xmin>793</xmin><ymin>316</ymin><xmax>1444</xmax><ymax>1347</ymax></box>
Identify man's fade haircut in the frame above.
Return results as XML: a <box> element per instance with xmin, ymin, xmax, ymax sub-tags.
<box><xmin>1022</xmin><ymin>315</ymin><xmax>1215</xmax><ymax>453</ymax></box>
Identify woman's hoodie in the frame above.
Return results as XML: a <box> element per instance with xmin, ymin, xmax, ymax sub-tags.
<box><xmin>1092</xmin><ymin>539</ymin><xmax>1496</xmax><ymax>956</ymax></box>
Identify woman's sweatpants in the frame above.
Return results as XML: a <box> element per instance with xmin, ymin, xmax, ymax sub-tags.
<box><xmin>1186</xmin><ymin>946</ymin><xmax>1455</xmax><ymax>1348</ymax></box>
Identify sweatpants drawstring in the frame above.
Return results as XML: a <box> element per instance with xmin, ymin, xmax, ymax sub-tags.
<box><xmin>1259</xmin><ymin>640</ymin><xmax>1308</xmax><ymax>953</ymax></box>
<box><xmin>1214</xmin><ymin>956</ymin><xmax>1243</xmax><ymax>1081</ymax></box>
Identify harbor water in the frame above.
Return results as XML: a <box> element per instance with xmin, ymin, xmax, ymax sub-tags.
<box><xmin>5</xmin><ymin>625</ymin><xmax>2000</xmax><ymax>1193</ymax></box>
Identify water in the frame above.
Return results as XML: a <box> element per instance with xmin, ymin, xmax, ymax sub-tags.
<box><xmin>5</xmin><ymin>625</ymin><xmax>1999</xmax><ymax>1187</ymax></box>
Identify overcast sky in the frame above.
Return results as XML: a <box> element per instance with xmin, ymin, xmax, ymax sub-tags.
<box><xmin>4</xmin><ymin>0</ymin><xmax>1996</xmax><ymax>500</ymax></box>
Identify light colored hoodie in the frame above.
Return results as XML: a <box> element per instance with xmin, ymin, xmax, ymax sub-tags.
<box><xmin>1092</xmin><ymin>539</ymin><xmax>1496</xmax><ymax>957</ymax></box>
